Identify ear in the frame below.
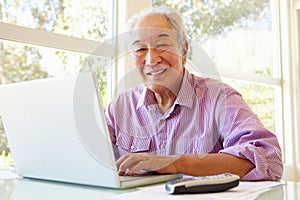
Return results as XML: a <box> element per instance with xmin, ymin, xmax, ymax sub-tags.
<box><xmin>182</xmin><ymin>41</ymin><xmax>188</xmax><ymax>65</ymax></box>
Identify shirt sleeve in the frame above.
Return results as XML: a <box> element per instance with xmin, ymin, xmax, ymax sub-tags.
<box><xmin>217</xmin><ymin>88</ymin><xmax>283</xmax><ymax>181</ymax></box>
<box><xmin>104</xmin><ymin>101</ymin><xmax>114</xmax><ymax>137</ymax></box>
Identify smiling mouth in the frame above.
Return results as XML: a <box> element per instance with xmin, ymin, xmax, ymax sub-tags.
<box><xmin>146</xmin><ymin>69</ymin><xmax>167</xmax><ymax>76</ymax></box>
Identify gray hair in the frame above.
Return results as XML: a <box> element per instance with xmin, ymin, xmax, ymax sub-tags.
<box><xmin>125</xmin><ymin>6</ymin><xmax>188</xmax><ymax>49</ymax></box>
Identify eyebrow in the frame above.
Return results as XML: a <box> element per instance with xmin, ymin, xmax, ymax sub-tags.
<box><xmin>131</xmin><ymin>40</ymin><xmax>141</xmax><ymax>46</ymax></box>
<box><xmin>157</xmin><ymin>33</ymin><xmax>170</xmax><ymax>38</ymax></box>
<box><xmin>131</xmin><ymin>33</ymin><xmax>171</xmax><ymax>46</ymax></box>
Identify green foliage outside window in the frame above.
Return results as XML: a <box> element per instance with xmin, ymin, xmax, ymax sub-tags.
<box><xmin>0</xmin><ymin>0</ymin><xmax>110</xmax><ymax>160</ymax></box>
<box><xmin>153</xmin><ymin>0</ymin><xmax>269</xmax><ymax>41</ymax></box>
<box><xmin>153</xmin><ymin>0</ymin><xmax>276</xmax><ymax>132</ymax></box>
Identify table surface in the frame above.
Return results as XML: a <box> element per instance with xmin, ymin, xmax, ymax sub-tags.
<box><xmin>0</xmin><ymin>177</ymin><xmax>299</xmax><ymax>200</ymax></box>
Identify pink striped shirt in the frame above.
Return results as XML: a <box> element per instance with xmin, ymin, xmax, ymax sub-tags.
<box><xmin>105</xmin><ymin>69</ymin><xmax>283</xmax><ymax>181</ymax></box>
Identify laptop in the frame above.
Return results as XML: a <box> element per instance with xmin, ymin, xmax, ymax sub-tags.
<box><xmin>0</xmin><ymin>72</ymin><xmax>181</xmax><ymax>189</ymax></box>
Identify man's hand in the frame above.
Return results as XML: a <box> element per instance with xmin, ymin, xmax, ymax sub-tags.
<box><xmin>116</xmin><ymin>153</ymin><xmax>181</xmax><ymax>176</ymax></box>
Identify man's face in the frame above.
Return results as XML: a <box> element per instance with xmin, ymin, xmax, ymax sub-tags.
<box><xmin>130</xmin><ymin>15</ymin><xmax>186</xmax><ymax>94</ymax></box>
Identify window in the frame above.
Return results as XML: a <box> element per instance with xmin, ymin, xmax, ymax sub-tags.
<box><xmin>280</xmin><ymin>0</ymin><xmax>300</xmax><ymax>180</ymax></box>
<box><xmin>0</xmin><ymin>0</ymin><xmax>114</xmax><ymax>166</ymax></box>
<box><xmin>152</xmin><ymin>0</ymin><xmax>282</xmax><ymax>147</ymax></box>
<box><xmin>0</xmin><ymin>0</ymin><xmax>112</xmax><ymax>41</ymax></box>
<box><xmin>1</xmin><ymin>0</ymin><xmax>299</xmax><ymax>180</ymax></box>
<box><xmin>152</xmin><ymin>0</ymin><xmax>299</xmax><ymax>179</ymax></box>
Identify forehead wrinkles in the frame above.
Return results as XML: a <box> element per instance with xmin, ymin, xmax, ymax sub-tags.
<box><xmin>130</xmin><ymin>27</ymin><xmax>175</xmax><ymax>46</ymax></box>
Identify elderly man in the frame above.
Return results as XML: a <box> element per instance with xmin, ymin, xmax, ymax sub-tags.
<box><xmin>105</xmin><ymin>6</ymin><xmax>283</xmax><ymax>181</ymax></box>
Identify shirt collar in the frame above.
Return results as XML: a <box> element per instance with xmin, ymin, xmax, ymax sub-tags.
<box><xmin>137</xmin><ymin>86</ymin><xmax>156</xmax><ymax>109</ymax></box>
<box><xmin>176</xmin><ymin>69</ymin><xmax>195</xmax><ymax>108</ymax></box>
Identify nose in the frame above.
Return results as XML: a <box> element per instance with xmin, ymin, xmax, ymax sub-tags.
<box><xmin>145</xmin><ymin>48</ymin><xmax>161</xmax><ymax>66</ymax></box>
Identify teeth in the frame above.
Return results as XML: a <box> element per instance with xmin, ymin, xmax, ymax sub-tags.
<box><xmin>149</xmin><ymin>69</ymin><xmax>165</xmax><ymax>75</ymax></box>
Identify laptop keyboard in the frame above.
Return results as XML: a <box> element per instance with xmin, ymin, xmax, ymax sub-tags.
<box><xmin>119</xmin><ymin>172</ymin><xmax>159</xmax><ymax>182</ymax></box>
<box><xmin>119</xmin><ymin>175</ymin><xmax>145</xmax><ymax>181</ymax></box>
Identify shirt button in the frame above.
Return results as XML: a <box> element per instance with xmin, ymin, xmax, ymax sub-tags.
<box><xmin>193</xmin><ymin>149</ymin><xmax>197</xmax><ymax>154</ymax></box>
<box><xmin>130</xmin><ymin>145</ymin><xmax>135</xmax><ymax>150</ymax></box>
<box><xmin>160</xmin><ymin>145</ymin><xmax>165</xmax><ymax>149</ymax></box>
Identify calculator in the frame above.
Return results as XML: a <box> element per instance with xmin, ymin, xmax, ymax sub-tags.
<box><xmin>165</xmin><ymin>173</ymin><xmax>240</xmax><ymax>194</ymax></box>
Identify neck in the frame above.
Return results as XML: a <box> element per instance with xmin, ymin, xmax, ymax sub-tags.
<box><xmin>152</xmin><ymin>68</ymin><xmax>185</xmax><ymax>114</ymax></box>
<box><xmin>154</xmin><ymin>90</ymin><xmax>177</xmax><ymax>114</ymax></box>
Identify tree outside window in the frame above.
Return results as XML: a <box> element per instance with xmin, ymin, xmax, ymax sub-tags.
<box><xmin>0</xmin><ymin>0</ymin><xmax>112</xmax><ymax>160</ymax></box>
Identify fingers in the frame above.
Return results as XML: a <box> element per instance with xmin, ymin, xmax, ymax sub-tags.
<box><xmin>123</xmin><ymin>161</ymin><xmax>150</xmax><ymax>176</ymax></box>
<box><xmin>117</xmin><ymin>154</ymin><xmax>150</xmax><ymax>176</ymax></box>
<box><xmin>116</xmin><ymin>154</ymin><xmax>130</xmax><ymax>169</ymax></box>
<box><xmin>116</xmin><ymin>154</ymin><xmax>180</xmax><ymax>176</ymax></box>
<box><xmin>116</xmin><ymin>154</ymin><xmax>131</xmax><ymax>176</ymax></box>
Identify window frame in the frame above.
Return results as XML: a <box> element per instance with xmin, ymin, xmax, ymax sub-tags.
<box><xmin>280</xmin><ymin>0</ymin><xmax>300</xmax><ymax>180</ymax></box>
<box><xmin>0</xmin><ymin>23</ymin><xmax>113</xmax><ymax>56</ymax></box>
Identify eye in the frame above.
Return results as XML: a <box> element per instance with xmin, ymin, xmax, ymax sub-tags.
<box><xmin>156</xmin><ymin>43</ymin><xmax>171</xmax><ymax>52</ymax></box>
<box><xmin>135</xmin><ymin>47</ymin><xmax>147</xmax><ymax>52</ymax></box>
<box><xmin>157</xmin><ymin>43</ymin><xmax>170</xmax><ymax>48</ymax></box>
<box><xmin>133</xmin><ymin>47</ymin><xmax>147</xmax><ymax>56</ymax></box>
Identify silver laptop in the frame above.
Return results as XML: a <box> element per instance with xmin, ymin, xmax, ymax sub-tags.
<box><xmin>0</xmin><ymin>72</ymin><xmax>181</xmax><ymax>189</ymax></box>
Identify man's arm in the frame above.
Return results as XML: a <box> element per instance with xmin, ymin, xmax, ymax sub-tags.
<box><xmin>171</xmin><ymin>153</ymin><xmax>254</xmax><ymax>177</ymax></box>
<box><xmin>117</xmin><ymin>153</ymin><xmax>254</xmax><ymax>178</ymax></box>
